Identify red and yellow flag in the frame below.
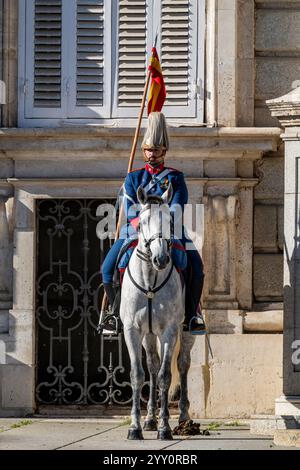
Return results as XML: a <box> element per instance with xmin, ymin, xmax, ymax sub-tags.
<box><xmin>147</xmin><ymin>47</ymin><xmax>166</xmax><ymax>115</ymax></box>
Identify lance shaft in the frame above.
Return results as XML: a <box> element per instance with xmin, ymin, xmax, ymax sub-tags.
<box><xmin>99</xmin><ymin>68</ymin><xmax>152</xmax><ymax>325</ymax></box>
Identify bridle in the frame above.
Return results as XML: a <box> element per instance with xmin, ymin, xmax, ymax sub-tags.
<box><xmin>136</xmin><ymin>203</ymin><xmax>173</xmax><ymax>264</ymax></box>
<box><xmin>127</xmin><ymin>202</ymin><xmax>174</xmax><ymax>334</ymax></box>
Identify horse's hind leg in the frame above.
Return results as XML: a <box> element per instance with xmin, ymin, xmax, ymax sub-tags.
<box><xmin>124</xmin><ymin>328</ymin><xmax>145</xmax><ymax>440</ymax></box>
<box><xmin>178</xmin><ymin>331</ymin><xmax>195</xmax><ymax>423</ymax></box>
<box><xmin>157</xmin><ymin>328</ymin><xmax>178</xmax><ymax>440</ymax></box>
<box><xmin>143</xmin><ymin>334</ymin><xmax>159</xmax><ymax>431</ymax></box>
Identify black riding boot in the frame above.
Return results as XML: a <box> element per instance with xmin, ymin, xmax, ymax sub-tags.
<box><xmin>103</xmin><ymin>283</ymin><xmax>121</xmax><ymax>333</ymax></box>
<box><xmin>104</xmin><ymin>282</ymin><xmax>116</xmax><ymax>309</ymax></box>
<box><xmin>104</xmin><ymin>282</ymin><xmax>121</xmax><ymax>317</ymax></box>
<box><xmin>183</xmin><ymin>276</ymin><xmax>206</xmax><ymax>333</ymax></box>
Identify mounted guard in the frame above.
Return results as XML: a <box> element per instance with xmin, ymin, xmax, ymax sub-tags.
<box><xmin>100</xmin><ymin>111</ymin><xmax>206</xmax><ymax>335</ymax></box>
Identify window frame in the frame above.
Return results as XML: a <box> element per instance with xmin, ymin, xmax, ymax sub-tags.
<box><xmin>18</xmin><ymin>0</ymin><xmax>205</xmax><ymax>127</ymax></box>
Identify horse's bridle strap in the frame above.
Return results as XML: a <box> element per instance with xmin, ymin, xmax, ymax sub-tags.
<box><xmin>127</xmin><ymin>263</ymin><xmax>173</xmax><ymax>298</ymax></box>
<box><xmin>127</xmin><ymin>263</ymin><xmax>174</xmax><ymax>334</ymax></box>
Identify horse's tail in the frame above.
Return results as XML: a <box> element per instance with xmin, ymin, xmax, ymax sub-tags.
<box><xmin>169</xmin><ymin>332</ymin><xmax>181</xmax><ymax>400</ymax></box>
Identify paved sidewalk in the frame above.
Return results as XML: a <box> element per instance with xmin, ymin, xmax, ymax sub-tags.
<box><xmin>0</xmin><ymin>417</ymin><xmax>297</xmax><ymax>451</ymax></box>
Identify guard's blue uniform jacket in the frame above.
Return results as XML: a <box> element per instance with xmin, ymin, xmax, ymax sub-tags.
<box><xmin>121</xmin><ymin>163</ymin><xmax>188</xmax><ymax>239</ymax></box>
<box><xmin>101</xmin><ymin>163</ymin><xmax>203</xmax><ymax>284</ymax></box>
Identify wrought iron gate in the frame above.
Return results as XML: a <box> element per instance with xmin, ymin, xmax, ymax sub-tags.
<box><xmin>35</xmin><ymin>199</ymin><xmax>148</xmax><ymax>407</ymax></box>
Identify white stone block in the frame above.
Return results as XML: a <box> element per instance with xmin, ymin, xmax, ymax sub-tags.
<box><xmin>254</xmin><ymin>158</ymin><xmax>284</xmax><ymax>200</ymax></box>
<box><xmin>253</xmin><ymin>254</ymin><xmax>283</xmax><ymax>300</ymax></box>
<box><xmin>205</xmin><ymin>309</ymin><xmax>243</xmax><ymax>334</ymax></box>
<box><xmin>256</xmin><ymin>58</ymin><xmax>300</xmax><ymax>101</ymax></box>
<box><xmin>254</xmin><ymin>106</ymin><xmax>280</xmax><ymax>127</ymax></box>
<box><xmin>256</xmin><ymin>10</ymin><xmax>300</xmax><ymax>52</ymax></box>
<box><xmin>283</xmin><ymin>140</ymin><xmax>300</xmax><ymax>194</ymax></box>
<box><xmin>244</xmin><ymin>310</ymin><xmax>283</xmax><ymax>333</ymax></box>
<box><xmin>254</xmin><ymin>205</ymin><xmax>277</xmax><ymax>250</ymax></box>
<box><xmin>204</xmin><ymin>160</ymin><xmax>236</xmax><ymax>177</ymax></box>
<box><xmin>5</xmin><ymin>309</ymin><xmax>34</xmax><ymax>365</ymax></box>
<box><xmin>237</xmin><ymin>161</ymin><xmax>253</xmax><ymax>178</ymax></box>
<box><xmin>274</xmin><ymin>430</ymin><xmax>300</xmax><ymax>448</ymax></box>
<box><xmin>277</xmin><ymin>205</ymin><xmax>283</xmax><ymax>251</ymax></box>
<box><xmin>12</xmin><ymin>230</ymin><xmax>35</xmax><ymax>310</ymax></box>
<box><xmin>189</xmin><ymin>334</ymin><xmax>283</xmax><ymax>419</ymax></box>
<box><xmin>1</xmin><ymin>364</ymin><xmax>35</xmax><ymax>409</ymax></box>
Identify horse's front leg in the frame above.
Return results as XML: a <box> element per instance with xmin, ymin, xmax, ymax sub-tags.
<box><xmin>157</xmin><ymin>328</ymin><xmax>178</xmax><ymax>440</ymax></box>
<box><xmin>143</xmin><ymin>334</ymin><xmax>160</xmax><ymax>431</ymax></box>
<box><xmin>124</xmin><ymin>327</ymin><xmax>145</xmax><ymax>440</ymax></box>
<box><xmin>178</xmin><ymin>331</ymin><xmax>195</xmax><ymax>423</ymax></box>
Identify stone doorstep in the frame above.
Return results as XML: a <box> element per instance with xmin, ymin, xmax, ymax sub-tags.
<box><xmin>274</xmin><ymin>430</ymin><xmax>300</xmax><ymax>448</ymax></box>
<box><xmin>250</xmin><ymin>414</ymin><xmax>300</xmax><ymax>436</ymax></box>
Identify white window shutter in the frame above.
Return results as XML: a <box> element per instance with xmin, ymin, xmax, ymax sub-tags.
<box><xmin>112</xmin><ymin>0</ymin><xmax>148</xmax><ymax>117</ymax></box>
<box><xmin>23</xmin><ymin>0</ymin><xmax>65</xmax><ymax>118</ymax></box>
<box><xmin>160</xmin><ymin>0</ymin><xmax>199</xmax><ymax>118</ymax></box>
<box><xmin>20</xmin><ymin>0</ymin><xmax>204</xmax><ymax>124</ymax></box>
<box><xmin>113</xmin><ymin>0</ymin><xmax>203</xmax><ymax>121</ymax></box>
<box><xmin>67</xmin><ymin>0</ymin><xmax>111</xmax><ymax>118</ymax></box>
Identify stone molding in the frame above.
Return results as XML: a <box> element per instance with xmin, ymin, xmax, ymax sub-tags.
<box><xmin>0</xmin><ymin>127</ymin><xmax>281</xmax><ymax>161</ymax></box>
<box><xmin>266</xmin><ymin>86</ymin><xmax>300</xmax><ymax>128</ymax></box>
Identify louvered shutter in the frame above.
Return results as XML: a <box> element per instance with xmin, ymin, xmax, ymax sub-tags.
<box><xmin>117</xmin><ymin>0</ymin><xmax>147</xmax><ymax>109</ymax></box>
<box><xmin>21</xmin><ymin>0</ymin><xmax>110</xmax><ymax>122</ymax></box>
<box><xmin>67</xmin><ymin>0</ymin><xmax>111</xmax><ymax>118</ymax></box>
<box><xmin>113</xmin><ymin>0</ymin><xmax>203</xmax><ymax>121</ymax></box>
<box><xmin>160</xmin><ymin>0</ymin><xmax>199</xmax><ymax>118</ymax></box>
<box><xmin>113</xmin><ymin>0</ymin><xmax>150</xmax><ymax>117</ymax></box>
<box><xmin>23</xmin><ymin>0</ymin><xmax>65</xmax><ymax>118</ymax></box>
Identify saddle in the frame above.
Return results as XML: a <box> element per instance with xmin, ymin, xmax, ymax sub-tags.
<box><xmin>101</xmin><ymin>240</ymin><xmax>205</xmax><ymax>335</ymax></box>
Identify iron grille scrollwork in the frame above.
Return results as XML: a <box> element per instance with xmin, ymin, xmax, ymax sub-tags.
<box><xmin>36</xmin><ymin>199</ymin><xmax>149</xmax><ymax>406</ymax></box>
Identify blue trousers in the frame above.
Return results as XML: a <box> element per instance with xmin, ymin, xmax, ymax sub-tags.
<box><xmin>101</xmin><ymin>236</ymin><xmax>204</xmax><ymax>284</ymax></box>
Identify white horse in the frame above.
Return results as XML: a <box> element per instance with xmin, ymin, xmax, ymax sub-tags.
<box><xmin>120</xmin><ymin>185</ymin><xmax>195</xmax><ymax>440</ymax></box>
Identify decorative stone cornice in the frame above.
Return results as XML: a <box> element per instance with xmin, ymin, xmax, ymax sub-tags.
<box><xmin>266</xmin><ymin>86</ymin><xmax>300</xmax><ymax>128</ymax></box>
<box><xmin>0</xmin><ymin>127</ymin><xmax>281</xmax><ymax>161</ymax></box>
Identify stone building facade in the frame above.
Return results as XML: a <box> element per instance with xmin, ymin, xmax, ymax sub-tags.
<box><xmin>0</xmin><ymin>0</ymin><xmax>298</xmax><ymax>419</ymax></box>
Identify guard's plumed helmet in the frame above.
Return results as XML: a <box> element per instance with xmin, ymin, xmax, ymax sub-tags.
<box><xmin>141</xmin><ymin>112</ymin><xmax>169</xmax><ymax>151</ymax></box>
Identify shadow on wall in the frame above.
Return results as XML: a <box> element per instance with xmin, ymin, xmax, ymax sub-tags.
<box><xmin>282</xmin><ymin>156</ymin><xmax>300</xmax><ymax>394</ymax></box>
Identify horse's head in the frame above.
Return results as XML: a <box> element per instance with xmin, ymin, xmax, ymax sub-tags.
<box><xmin>137</xmin><ymin>184</ymin><xmax>173</xmax><ymax>271</ymax></box>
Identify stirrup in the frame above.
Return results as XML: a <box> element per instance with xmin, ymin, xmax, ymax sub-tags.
<box><xmin>189</xmin><ymin>314</ymin><xmax>206</xmax><ymax>336</ymax></box>
<box><xmin>97</xmin><ymin>309</ymin><xmax>123</xmax><ymax>336</ymax></box>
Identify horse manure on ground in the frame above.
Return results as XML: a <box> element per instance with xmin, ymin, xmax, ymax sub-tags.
<box><xmin>172</xmin><ymin>420</ymin><xmax>210</xmax><ymax>436</ymax></box>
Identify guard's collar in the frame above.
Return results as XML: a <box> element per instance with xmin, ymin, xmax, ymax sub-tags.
<box><xmin>145</xmin><ymin>163</ymin><xmax>165</xmax><ymax>175</ymax></box>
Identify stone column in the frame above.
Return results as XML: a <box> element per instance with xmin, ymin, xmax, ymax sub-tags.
<box><xmin>266</xmin><ymin>86</ymin><xmax>300</xmax><ymax>432</ymax></box>
<box><xmin>0</xmin><ymin>183</ymin><xmax>13</xmax><ymax>333</ymax></box>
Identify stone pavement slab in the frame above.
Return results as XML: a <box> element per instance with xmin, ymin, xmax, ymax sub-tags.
<box><xmin>0</xmin><ymin>418</ymin><xmax>121</xmax><ymax>450</ymax></box>
<box><xmin>0</xmin><ymin>418</ymin><xmax>298</xmax><ymax>451</ymax></box>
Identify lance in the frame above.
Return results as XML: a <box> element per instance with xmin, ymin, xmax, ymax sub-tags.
<box><xmin>98</xmin><ymin>37</ymin><xmax>158</xmax><ymax>332</ymax></box>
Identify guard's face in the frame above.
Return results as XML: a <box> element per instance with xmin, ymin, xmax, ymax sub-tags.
<box><xmin>143</xmin><ymin>148</ymin><xmax>166</xmax><ymax>166</ymax></box>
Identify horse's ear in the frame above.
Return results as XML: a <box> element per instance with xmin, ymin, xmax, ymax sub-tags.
<box><xmin>137</xmin><ymin>186</ymin><xmax>147</xmax><ymax>205</ymax></box>
<box><xmin>161</xmin><ymin>183</ymin><xmax>173</xmax><ymax>204</ymax></box>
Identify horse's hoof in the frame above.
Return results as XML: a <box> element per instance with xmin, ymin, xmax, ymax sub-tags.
<box><xmin>127</xmin><ymin>428</ymin><xmax>144</xmax><ymax>440</ymax></box>
<box><xmin>157</xmin><ymin>428</ymin><xmax>173</xmax><ymax>440</ymax></box>
<box><xmin>143</xmin><ymin>419</ymin><xmax>158</xmax><ymax>431</ymax></box>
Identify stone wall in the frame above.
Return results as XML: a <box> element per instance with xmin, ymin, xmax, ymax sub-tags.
<box><xmin>255</xmin><ymin>0</ymin><xmax>300</xmax><ymax>127</ymax></box>
<box><xmin>189</xmin><ymin>334</ymin><xmax>283</xmax><ymax>419</ymax></box>
<box><xmin>253</xmin><ymin>151</ymin><xmax>284</xmax><ymax>303</ymax></box>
